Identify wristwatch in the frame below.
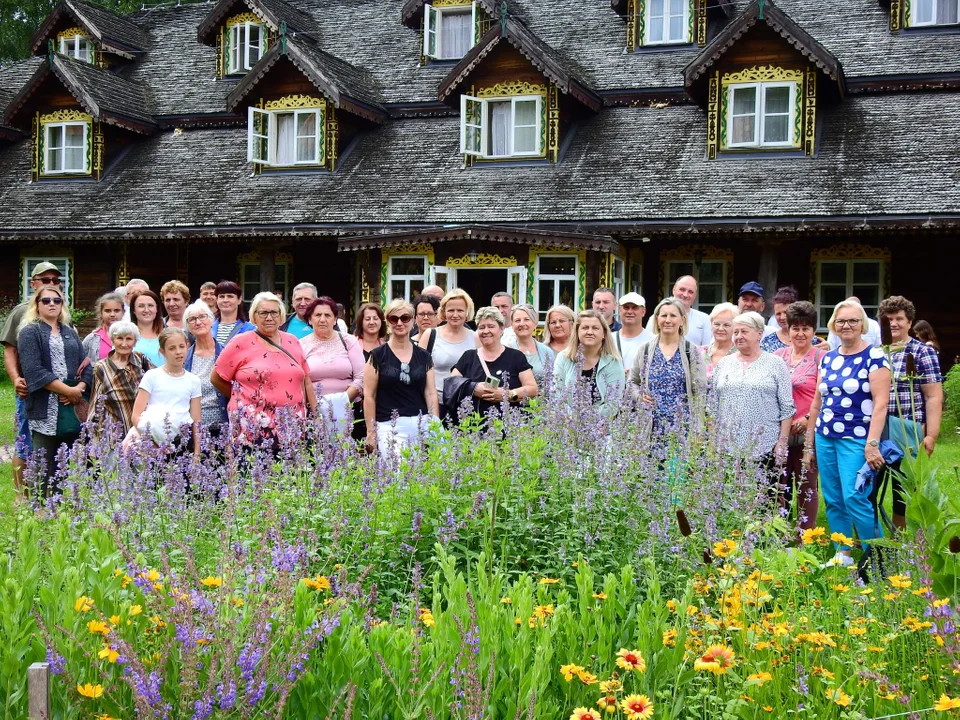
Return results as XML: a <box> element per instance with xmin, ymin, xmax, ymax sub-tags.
<box><xmin>868</xmin><ymin>439</ymin><xmax>879</xmax><ymax>448</ymax></box>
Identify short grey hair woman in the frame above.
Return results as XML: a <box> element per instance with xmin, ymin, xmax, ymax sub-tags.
<box><xmin>89</xmin><ymin>320</ymin><xmax>154</xmax><ymax>438</ymax></box>
<box><xmin>183</xmin><ymin>300</ymin><xmax>227</xmax><ymax>432</ymax></box>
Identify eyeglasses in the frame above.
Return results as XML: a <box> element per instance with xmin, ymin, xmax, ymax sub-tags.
<box><xmin>40</xmin><ymin>296</ymin><xmax>63</xmax><ymax>306</ymax></box>
<box><xmin>835</xmin><ymin>319</ymin><xmax>862</xmax><ymax>327</ymax></box>
<box><xmin>255</xmin><ymin>310</ymin><xmax>281</xmax><ymax>319</ymax></box>
<box><xmin>416</xmin><ymin>311</ymin><xmax>437</xmax><ymax>319</ymax></box>
<box><xmin>186</xmin><ymin>316</ymin><xmax>209</xmax><ymax>324</ymax></box>
<box><xmin>36</xmin><ymin>276</ymin><xmax>62</xmax><ymax>285</ymax></box>
<box><xmin>387</xmin><ymin>314</ymin><xmax>412</xmax><ymax>325</ymax></box>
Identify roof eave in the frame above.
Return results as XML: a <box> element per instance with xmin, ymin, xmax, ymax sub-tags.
<box><xmin>2</xmin><ymin>61</ymin><xmax>51</xmax><ymax>128</ymax></box>
<box><xmin>29</xmin><ymin>1</ymin><xmax>69</xmax><ymax>55</ymax></box>
<box><xmin>336</xmin><ymin>224</ymin><xmax>620</xmax><ymax>253</ymax></box>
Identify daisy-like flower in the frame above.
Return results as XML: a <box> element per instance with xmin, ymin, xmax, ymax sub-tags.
<box><xmin>830</xmin><ymin>531</ymin><xmax>855</xmax><ymax>546</ymax></box>
<box><xmin>663</xmin><ymin>628</ymin><xmax>678</xmax><ymax>647</ymax></box>
<box><xmin>887</xmin><ymin>575</ymin><xmax>912</xmax><ymax>590</ymax></box>
<box><xmin>533</xmin><ymin>604</ymin><xmax>554</xmax><ymax>620</ymax></box>
<box><xmin>694</xmin><ymin>645</ymin><xmax>736</xmax><ymax>674</ymax></box>
<box><xmin>303</xmin><ymin>576</ymin><xmax>331</xmax><ymax>592</ymax></box>
<box><xmin>129</xmin><ymin>604</ymin><xmax>143</xmax><ymax>616</ymax></box>
<box><xmin>74</xmin><ymin>596</ymin><xmax>94</xmax><ymax>613</ymax></box>
<box><xmin>593</xmin><ymin>592</ymin><xmax>607</xmax><ymax>600</ymax></box>
<box><xmin>801</xmin><ymin>527</ymin><xmax>826</xmax><ymax>545</ymax></box>
<box><xmin>418</xmin><ymin>609</ymin><xmax>435</xmax><ymax>628</ymax></box>
<box><xmin>98</xmin><ymin>645</ymin><xmax>120</xmax><ymax>663</ymax></box>
<box><xmin>934</xmin><ymin>694</ymin><xmax>960</xmax><ymax>711</ymax></box>
<box><xmin>77</xmin><ymin>683</ymin><xmax>104</xmax><ymax>698</ymax></box>
<box><xmin>570</xmin><ymin>708</ymin><xmax>600</xmax><ymax>720</ymax></box>
<box><xmin>747</xmin><ymin>671</ymin><xmax>772</xmax><ymax>685</ymax></box>
<box><xmin>598</xmin><ymin>679</ymin><xmax>621</xmax><ymax>693</ymax></box>
<box><xmin>597</xmin><ymin>695</ymin><xmax>617</xmax><ymax>714</ymax></box>
<box><xmin>577</xmin><ymin>669</ymin><xmax>599</xmax><ymax>685</ymax></box>
<box><xmin>620</xmin><ymin>694</ymin><xmax>654</xmax><ymax>720</ymax></box>
<box><xmin>200</xmin><ymin>576</ymin><xmax>223</xmax><ymax>588</ymax></box>
<box><xmin>540</xmin><ymin>577</ymin><xmax>561</xmax><ymax>585</ymax></box>
<box><xmin>87</xmin><ymin>620</ymin><xmax>110</xmax><ymax>636</ymax></box>
<box><xmin>713</xmin><ymin>539</ymin><xmax>736</xmax><ymax>558</ymax></box>
<box><xmin>561</xmin><ymin>664</ymin><xmax>586</xmax><ymax>682</ymax></box>
<box><xmin>616</xmin><ymin>648</ymin><xmax>646</xmax><ymax>673</ymax></box>
<box><xmin>826</xmin><ymin>688</ymin><xmax>850</xmax><ymax>707</ymax></box>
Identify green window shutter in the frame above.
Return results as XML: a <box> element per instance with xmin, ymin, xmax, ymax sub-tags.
<box><xmin>688</xmin><ymin>0</ymin><xmax>695</xmax><ymax>41</ymax></box>
<box><xmin>793</xmin><ymin>82</ymin><xmax>802</xmax><ymax>147</ymax></box>
<box><xmin>636</xmin><ymin>0</ymin><xmax>646</xmax><ymax>46</ymax></box>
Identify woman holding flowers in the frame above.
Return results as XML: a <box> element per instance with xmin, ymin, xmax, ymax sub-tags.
<box><xmin>774</xmin><ymin>301</ymin><xmax>829</xmax><ymax>529</ymax></box>
<box><xmin>82</xmin><ymin>292</ymin><xmax>125</xmax><ymax>363</ymax></box>
<box><xmin>17</xmin><ymin>285</ymin><xmax>92</xmax><ymax>495</ymax></box>
<box><xmin>805</xmin><ymin>299</ymin><xmax>891</xmax><ymax>567</ymax></box>
<box><xmin>364</xmin><ymin>299</ymin><xmax>440</xmax><ymax>454</ymax></box>
<box><xmin>553</xmin><ymin>309</ymin><xmax>623</xmax><ymax>413</ymax></box>
<box><xmin>545</xmin><ymin>304</ymin><xmax>575</xmax><ymax>355</ymax></box>
<box><xmin>89</xmin><ymin>320</ymin><xmax>154</xmax><ymax>438</ymax></box>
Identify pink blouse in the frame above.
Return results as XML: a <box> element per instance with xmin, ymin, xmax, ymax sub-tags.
<box><xmin>94</xmin><ymin>327</ymin><xmax>112</xmax><ymax>360</ymax></box>
<box><xmin>775</xmin><ymin>345</ymin><xmax>829</xmax><ymax>420</ymax></box>
<box><xmin>300</xmin><ymin>332</ymin><xmax>364</xmax><ymax>396</ymax></box>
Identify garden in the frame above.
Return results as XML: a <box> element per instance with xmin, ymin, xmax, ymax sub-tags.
<box><xmin>1</xmin><ymin>368</ymin><xmax>960</xmax><ymax>720</ymax></box>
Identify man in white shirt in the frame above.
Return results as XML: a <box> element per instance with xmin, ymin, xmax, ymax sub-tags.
<box><xmin>648</xmin><ymin>275</ymin><xmax>713</xmax><ymax>346</ymax></box>
<box><xmin>612</xmin><ymin>292</ymin><xmax>653</xmax><ymax>374</ymax></box>
<box><xmin>491</xmin><ymin>292</ymin><xmax>517</xmax><ymax>344</ymax></box>
<box><xmin>826</xmin><ymin>296</ymin><xmax>882</xmax><ymax>349</ymax></box>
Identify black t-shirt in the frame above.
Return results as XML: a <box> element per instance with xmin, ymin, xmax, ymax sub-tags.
<box><xmin>453</xmin><ymin>347</ymin><xmax>532</xmax><ymax>416</ymax></box>
<box><xmin>369</xmin><ymin>344</ymin><xmax>434</xmax><ymax>422</ymax></box>
<box><xmin>581</xmin><ymin>366</ymin><xmax>602</xmax><ymax>405</ymax></box>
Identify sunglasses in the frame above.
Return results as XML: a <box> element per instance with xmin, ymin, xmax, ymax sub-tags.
<box><xmin>387</xmin><ymin>314</ymin><xmax>412</xmax><ymax>324</ymax></box>
<box><xmin>40</xmin><ymin>296</ymin><xmax>63</xmax><ymax>306</ymax></box>
<box><xmin>36</xmin><ymin>277</ymin><xmax>62</xmax><ymax>285</ymax></box>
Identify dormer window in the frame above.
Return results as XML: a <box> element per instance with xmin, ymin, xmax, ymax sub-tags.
<box><xmin>727</xmin><ymin>82</ymin><xmax>796</xmax><ymax>148</ymax></box>
<box><xmin>247</xmin><ymin>101</ymin><xmax>326</xmax><ymax>168</ymax></box>
<box><xmin>43</xmin><ymin>120</ymin><xmax>90</xmax><ymax>175</ymax></box>
<box><xmin>227</xmin><ymin>17</ymin><xmax>266</xmax><ymax>74</ymax></box>
<box><xmin>909</xmin><ymin>0</ymin><xmax>959</xmax><ymax>26</ymax></box>
<box><xmin>58</xmin><ymin>30</ymin><xmax>93</xmax><ymax>63</ymax></box>
<box><xmin>460</xmin><ymin>94</ymin><xmax>542</xmax><ymax>159</ymax></box>
<box><xmin>424</xmin><ymin>2</ymin><xmax>477</xmax><ymax>60</ymax></box>
<box><xmin>644</xmin><ymin>0</ymin><xmax>690</xmax><ymax>45</ymax></box>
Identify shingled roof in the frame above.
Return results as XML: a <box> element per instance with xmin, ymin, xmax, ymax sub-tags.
<box><xmin>227</xmin><ymin>36</ymin><xmax>388</xmax><ymax>123</ymax></box>
<box><xmin>400</xmin><ymin>0</ymin><xmax>498</xmax><ymax>28</ymax></box>
<box><xmin>684</xmin><ymin>0</ymin><xmax>846</xmax><ymax>100</ymax></box>
<box><xmin>197</xmin><ymin>0</ymin><xmax>317</xmax><ymax>44</ymax></box>
<box><xmin>4</xmin><ymin>54</ymin><xmax>155</xmax><ymax>133</ymax></box>
<box><xmin>30</xmin><ymin>0</ymin><xmax>149</xmax><ymax>57</ymax></box>
<box><xmin>438</xmin><ymin>17</ymin><xmax>603</xmax><ymax>112</ymax></box>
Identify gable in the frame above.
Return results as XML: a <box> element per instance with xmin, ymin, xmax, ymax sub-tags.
<box><xmin>30</xmin><ymin>0</ymin><xmax>148</xmax><ymax>58</ymax></box>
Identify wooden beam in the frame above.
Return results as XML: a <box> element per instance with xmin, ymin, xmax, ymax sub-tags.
<box><xmin>28</xmin><ymin>662</ymin><xmax>49</xmax><ymax>720</ymax></box>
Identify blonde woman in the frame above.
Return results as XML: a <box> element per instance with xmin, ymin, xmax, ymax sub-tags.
<box><xmin>505</xmin><ymin>303</ymin><xmax>555</xmax><ymax>383</ymax></box>
<box><xmin>419</xmin><ymin>288</ymin><xmax>476</xmax><ymax>407</ymax></box>
<box><xmin>365</xmin><ymin>299</ymin><xmax>440</xmax><ymax>454</ymax></box>
<box><xmin>544</xmin><ymin>304</ymin><xmax>575</xmax><ymax>355</ymax></box>
<box><xmin>553</xmin><ymin>309</ymin><xmax>623</xmax><ymax>413</ymax></box>
<box><xmin>629</xmin><ymin>297</ymin><xmax>707</xmax><ymax>435</ymax></box>
<box><xmin>701</xmin><ymin>302</ymin><xmax>738</xmax><ymax>381</ymax></box>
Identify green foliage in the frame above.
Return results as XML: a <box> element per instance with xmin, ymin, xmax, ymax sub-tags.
<box><xmin>944</xmin><ymin>363</ymin><xmax>960</xmax><ymax>432</ymax></box>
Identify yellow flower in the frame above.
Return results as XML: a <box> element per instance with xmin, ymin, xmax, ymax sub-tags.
<box><xmin>561</xmin><ymin>664</ymin><xmax>585</xmax><ymax>682</ymax></box>
<box><xmin>533</xmin><ymin>604</ymin><xmax>554</xmax><ymax>620</ymax></box>
<box><xmin>539</xmin><ymin>577</ymin><xmax>560</xmax><ymax>585</ymax></box>
<box><xmin>812</xmin><ymin>666</ymin><xmax>835</xmax><ymax>679</ymax></box>
<box><xmin>200</xmin><ymin>576</ymin><xmax>223</xmax><ymax>588</ymax></box>
<box><xmin>832</xmin><ymin>584</ymin><xmax>849</xmax><ymax>593</ymax></box>
<box><xmin>887</xmin><ymin>575</ymin><xmax>912</xmax><ymax>590</ymax></box>
<box><xmin>663</xmin><ymin>628</ymin><xmax>678</xmax><ymax>647</ymax></box>
<box><xmin>666</xmin><ymin>600</ymin><xmax>677</xmax><ymax>612</ymax></box>
<box><xmin>109</xmin><ymin>615</ymin><xmax>121</xmax><ymax>626</ymax></box>
<box><xmin>98</xmin><ymin>645</ymin><xmax>120</xmax><ymax>663</ymax></box>
<box><xmin>883</xmin><ymin>592</ymin><xmax>900</xmax><ymax>601</ymax></box>
<box><xmin>418</xmin><ymin>609</ymin><xmax>435</xmax><ymax>628</ymax></box>
<box><xmin>616</xmin><ymin>648</ymin><xmax>646</xmax><ymax>673</ymax></box>
<box><xmin>577</xmin><ymin>669</ymin><xmax>598</xmax><ymax>685</ymax></box>
<box><xmin>830</xmin><ymin>531</ymin><xmax>855</xmax><ymax>546</ymax></box>
<box><xmin>694</xmin><ymin>645</ymin><xmax>736</xmax><ymax>674</ymax></box>
<box><xmin>146</xmin><ymin>569</ymin><xmax>161</xmax><ymax>582</ymax></box>
<box><xmin>752</xmin><ymin>641</ymin><xmax>771</xmax><ymax>651</ymax></box>
<box><xmin>913</xmin><ymin>586</ymin><xmax>932</xmax><ymax>595</ymax></box>
<box><xmin>129</xmin><ymin>604</ymin><xmax>142</xmax><ymax>616</ymax></box>
<box><xmin>500</xmin><ymin>597</ymin><xmax>512</xmax><ymax>604</ymax></box>
<box><xmin>598</xmin><ymin>679</ymin><xmax>622</xmax><ymax>693</ymax></box>
<box><xmin>826</xmin><ymin>688</ymin><xmax>850</xmax><ymax>707</ymax></box>
<box><xmin>570</xmin><ymin>708</ymin><xmax>601</xmax><ymax>720</ymax></box>
<box><xmin>77</xmin><ymin>683</ymin><xmax>104</xmax><ymax>698</ymax></box>
<box><xmin>87</xmin><ymin>620</ymin><xmax>111</xmax><ymax>636</ymax></box>
<box><xmin>935</xmin><ymin>597</ymin><xmax>951</xmax><ymax>609</ymax></box>
<box><xmin>934</xmin><ymin>694</ymin><xmax>960</xmax><ymax>711</ymax></box>
<box><xmin>75</xmin><ymin>596</ymin><xmax>94</xmax><ymax>612</ymax></box>
<box><xmin>713</xmin><ymin>539</ymin><xmax>737</xmax><ymax>558</ymax></box>
<box><xmin>620</xmin><ymin>694</ymin><xmax>654</xmax><ymax>720</ymax></box>
<box><xmin>801</xmin><ymin>527</ymin><xmax>827</xmax><ymax>545</ymax></box>
<box><xmin>747</xmin><ymin>671</ymin><xmax>772</xmax><ymax>685</ymax></box>
<box><xmin>795</xmin><ymin>631</ymin><xmax>837</xmax><ymax>648</ymax></box>
<box><xmin>593</xmin><ymin>592</ymin><xmax>607</xmax><ymax>600</ymax></box>
<box><xmin>686</xmin><ymin>604</ymin><xmax>699</xmax><ymax>617</ymax></box>
<box><xmin>95</xmin><ymin>715</ymin><xmax>120</xmax><ymax>720</ymax></box>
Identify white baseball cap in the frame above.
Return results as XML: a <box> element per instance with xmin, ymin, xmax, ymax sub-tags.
<box><xmin>618</xmin><ymin>292</ymin><xmax>646</xmax><ymax>307</ymax></box>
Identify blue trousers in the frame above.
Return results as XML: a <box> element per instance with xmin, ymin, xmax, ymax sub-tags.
<box><xmin>15</xmin><ymin>395</ymin><xmax>34</xmax><ymax>459</ymax></box>
<box><xmin>816</xmin><ymin>434</ymin><xmax>883</xmax><ymax>550</ymax></box>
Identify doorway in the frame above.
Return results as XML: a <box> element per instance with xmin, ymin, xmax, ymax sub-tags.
<box><xmin>455</xmin><ymin>268</ymin><xmax>509</xmax><ymax>307</ymax></box>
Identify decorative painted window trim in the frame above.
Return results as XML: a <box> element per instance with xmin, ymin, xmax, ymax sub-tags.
<box><xmin>627</xmin><ymin>0</ymin><xmax>703</xmax><ymax>51</ymax></box>
<box><xmin>57</xmin><ymin>27</ymin><xmax>94</xmax><ymax>63</ymax></box>
<box><xmin>707</xmin><ymin>65</ymin><xmax>817</xmax><ymax>159</ymax></box>
<box><xmin>382</xmin><ymin>246</ymin><xmax>435</xmax><ymax>304</ymax></box>
<box><xmin>659</xmin><ymin>245</ymin><xmax>734</xmax><ymax>311</ymax></box>
<box><xmin>222</xmin><ymin>13</ymin><xmax>268</xmax><ymax>76</ymax></box>
<box><xmin>20</xmin><ymin>254</ymin><xmax>74</xmax><ymax>306</ymax></box>
<box><xmin>460</xmin><ymin>81</ymin><xmax>552</xmax><ymax>163</ymax></box>
<box><xmin>247</xmin><ymin>95</ymin><xmax>329</xmax><ymax>171</ymax></box>
<box><xmin>809</xmin><ymin>244</ymin><xmax>891</xmax><ymax>332</ymax></box>
<box><xmin>237</xmin><ymin>251</ymin><xmax>292</xmax><ymax>306</ymax></box>
<box><xmin>33</xmin><ymin>109</ymin><xmax>102</xmax><ymax>180</ymax></box>
<box><xmin>528</xmin><ymin>247</ymin><xmax>586</xmax><ymax>322</ymax></box>
<box><xmin>905</xmin><ymin>0</ymin><xmax>960</xmax><ymax>27</ymax></box>
<box><xmin>597</xmin><ymin>250</ymin><xmax>627</xmax><ymax>302</ymax></box>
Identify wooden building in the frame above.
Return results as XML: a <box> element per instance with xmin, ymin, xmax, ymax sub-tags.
<box><xmin>0</xmin><ymin>0</ymin><xmax>958</xmax><ymax>359</ymax></box>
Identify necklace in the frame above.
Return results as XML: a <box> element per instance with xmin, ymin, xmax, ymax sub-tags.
<box><xmin>163</xmin><ymin>366</ymin><xmax>185</xmax><ymax>378</ymax></box>
<box><xmin>789</xmin><ymin>346</ymin><xmax>812</xmax><ymax>368</ymax></box>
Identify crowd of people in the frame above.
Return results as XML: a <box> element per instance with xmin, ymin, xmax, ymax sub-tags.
<box><xmin>2</xmin><ymin>264</ymin><xmax>946</xmax><ymax>563</ymax></box>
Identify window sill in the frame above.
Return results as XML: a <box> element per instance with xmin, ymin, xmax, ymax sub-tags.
<box><xmin>252</xmin><ymin>166</ymin><xmax>332</xmax><ymax>176</ymax></box>
<box><xmin>36</xmin><ymin>174</ymin><xmax>94</xmax><ymax>182</ymax></box>
<box><xmin>900</xmin><ymin>24</ymin><xmax>960</xmax><ymax>34</ymax></box>
<box><xmin>467</xmin><ymin>156</ymin><xmax>550</xmax><ymax>167</ymax></box>
<box><xmin>714</xmin><ymin>148</ymin><xmax>809</xmax><ymax>160</ymax></box>
<box><xmin>631</xmin><ymin>42</ymin><xmax>697</xmax><ymax>54</ymax></box>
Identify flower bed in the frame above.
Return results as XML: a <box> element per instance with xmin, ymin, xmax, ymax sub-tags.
<box><xmin>2</xmin><ymin>395</ymin><xmax>959</xmax><ymax>719</ymax></box>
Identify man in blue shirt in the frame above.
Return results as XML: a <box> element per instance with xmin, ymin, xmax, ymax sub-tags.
<box><xmin>280</xmin><ymin>282</ymin><xmax>318</xmax><ymax>339</ymax></box>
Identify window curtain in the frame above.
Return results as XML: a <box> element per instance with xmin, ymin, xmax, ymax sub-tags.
<box><xmin>489</xmin><ymin>102</ymin><xmax>510</xmax><ymax>156</ymax></box>
<box><xmin>762</xmin><ymin>86</ymin><xmax>790</xmax><ymax>144</ymax></box>
<box><xmin>731</xmin><ymin>87</ymin><xmax>757</xmax><ymax>144</ymax></box>
<box><xmin>296</xmin><ymin>113</ymin><xmax>317</xmax><ymax>163</ymax></box>
<box><xmin>940</xmin><ymin>0</ymin><xmax>959</xmax><ymax>23</ymax></box>
<box><xmin>513</xmin><ymin>101</ymin><xmax>538</xmax><ymax>154</ymax></box>
<box><xmin>441</xmin><ymin>12</ymin><xmax>471</xmax><ymax>59</ymax></box>
<box><xmin>64</xmin><ymin>125</ymin><xmax>85</xmax><ymax>171</ymax></box>
<box><xmin>276</xmin><ymin>114</ymin><xmax>294</xmax><ymax>165</ymax></box>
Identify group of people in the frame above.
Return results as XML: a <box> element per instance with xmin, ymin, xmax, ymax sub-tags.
<box><xmin>3</xmin><ymin>266</ymin><xmax>945</xmax><ymax>564</ymax></box>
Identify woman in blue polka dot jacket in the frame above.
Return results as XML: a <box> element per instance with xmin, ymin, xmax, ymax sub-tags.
<box><xmin>804</xmin><ymin>299</ymin><xmax>891</xmax><ymax>569</ymax></box>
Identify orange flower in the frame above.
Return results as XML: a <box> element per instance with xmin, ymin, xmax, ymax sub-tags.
<box><xmin>620</xmin><ymin>694</ymin><xmax>654</xmax><ymax>720</ymax></box>
<box><xmin>570</xmin><ymin>709</ymin><xmax>600</xmax><ymax>720</ymax></box>
<box><xmin>616</xmin><ymin>648</ymin><xmax>646</xmax><ymax>673</ymax></box>
<box><xmin>694</xmin><ymin>645</ymin><xmax>736</xmax><ymax>674</ymax></box>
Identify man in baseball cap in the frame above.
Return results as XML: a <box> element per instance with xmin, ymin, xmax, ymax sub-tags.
<box><xmin>1</xmin><ymin>261</ymin><xmax>65</xmax><ymax>501</ymax></box>
<box><xmin>613</xmin><ymin>291</ymin><xmax>653</xmax><ymax>373</ymax></box>
<box><xmin>737</xmin><ymin>281</ymin><xmax>765</xmax><ymax>314</ymax></box>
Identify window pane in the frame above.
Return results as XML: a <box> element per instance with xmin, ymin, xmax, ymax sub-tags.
<box><xmin>276</xmin><ymin>114</ymin><xmax>294</xmax><ymax>165</ymax></box>
<box><xmin>916</xmin><ymin>0</ymin><xmax>934</xmax><ymax>22</ymax></box>
<box><xmin>391</xmin><ymin>257</ymin><xmax>425</xmax><ymax>275</ymax></box>
<box><xmin>669</xmin><ymin>15</ymin><xmax>684</xmax><ymax>39</ymax></box>
<box><xmin>698</xmin><ymin>285</ymin><xmax>723</xmax><ymax>306</ymax></box>
<box><xmin>47</xmin><ymin>148</ymin><xmax>62</xmax><ymax>171</ymax></box>
<box><xmin>440</xmin><ymin>11</ymin><xmax>471</xmax><ymax>58</ymax></box>
<box><xmin>763</xmin><ymin>115</ymin><xmax>789</xmax><ymax>144</ymax></box>
<box><xmin>649</xmin><ymin>17</ymin><xmax>664</xmax><ymax>40</ymax></box>
<box><xmin>668</xmin><ymin>262</ymin><xmax>693</xmax><ymax>283</ymax></box>
<box><xmin>822</xmin><ymin>286</ymin><xmax>847</xmax><ymax>308</ymax></box>
<box><xmin>650</xmin><ymin>0</ymin><xmax>664</xmax><ymax>17</ymax></box>
<box><xmin>538</xmin><ymin>279</ymin><xmax>555</xmax><ymax>311</ymax></box>
<box><xmin>244</xmin><ymin>264</ymin><xmax>259</xmax><ymax>282</ymax></box>
<box><xmin>732</xmin><ymin>87</ymin><xmax>757</xmax><ymax>115</ymax></box>
<box><xmin>669</xmin><ymin>0</ymin><xmax>685</xmax><ymax>12</ymax></box>
<box><xmin>296</xmin><ymin>113</ymin><xmax>316</xmax><ymax>162</ymax></box>
<box><xmin>515</xmin><ymin>100</ymin><xmax>537</xmax><ymax>126</ymax></box>
<box><xmin>489</xmin><ymin>101</ymin><xmax>510</xmax><ymax>156</ymax></box>
<box><xmin>48</xmin><ymin>125</ymin><xmax>63</xmax><ymax>149</ymax></box>
<box><xmin>539</xmin><ymin>256</ymin><xmax>576</xmax><ymax>275</ymax></box>
<box><xmin>65</xmin><ymin>124</ymin><xmax>84</xmax><ymax>146</ymax></box>
<box><xmin>557</xmin><ymin>280</ymin><xmax>575</xmax><ymax>309</ymax></box>
<box><xmin>852</xmin><ymin>286</ymin><xmax>879</xmax><ymax>307</ymax></box>
<box><xmin>514</xmin><ymin>127</ymin><xmax>536</xmax><ymax>154</ymax></box>
<box><xmin>764</xmin><ymin>86</ymin><xmax>790</xmax><ymax>114</ymax></box>
<box><xmin>939</xmin><ymin>0</ymin><xmax>959</xmax><ymax>23</ymax></box>
<box><xmin>698</xmin><ymin>261</ymin><xmax>723</xmax><ymax>284</ymax></box>
<box><xmin>852</xmin><ymin>262</ymin><xmax>880</xmax><ymax>283</ymax></box>
<box><xmin>819</xmin><ymin>262</ymin><xmax>847</xmax><ymax>285</ymax></box>
<box><xmin>65</xmin><ymin>146</ymin><xmax>84</xmax><ymax>171</ymax></box>
<box><xmin>731</xmin><ymin>87</ymin><xmax>757</xmax><ymax>144</ymax></box>
<box><xmin>732</xmin><ymin>116</ymin><xmax>755</xmax><ymax>144</ymax></box>
<box><xmin>391</xmin><ymin>280</ymin><xmax>405</xmax><ymax>301</ymax></box>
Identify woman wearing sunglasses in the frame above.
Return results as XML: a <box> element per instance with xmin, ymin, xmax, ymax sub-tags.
<box><xmin>363</xmin><ymin>299</ymin><xmax>439</xmax><ymax>455</ymax></box>
<box><xmin>16</xmin><ymin>285</ymin><xmax>92</xmax><ymax>496</ymax></box>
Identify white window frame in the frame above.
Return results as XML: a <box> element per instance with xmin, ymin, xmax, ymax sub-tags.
<box><xmin>460</xmin><ymin>94</ymin><xmax>543</xmax><ymax>159</ymax></box>
<box><xmin>910</xmin><ymin>0</ymin><xmax>960</xmax><ymax>25</ymax></box>
<box><xmin>424</xmin><ymin>2</ymin><xmax>477</xmax><ymax>60</ymax></box>
<box><xmin>43</xmin><ymin>122</ymin><xmax>89</xmax><ymax>175</ymax></box>
<box><xmin>630</xmin><ymin>260</ymin><xmax>643</xmax><ymax>294</ymax></box>
<box><xmin>59</xmin><ymin>35</ymin><xmax>93</xmax><ymax>63</ymax></box>
<box><xmin>815</xmin><ymin>259</ymin><xmax>884</xmax><ymax>332</ymax></box>
<box><xmin>611</xmin><ymin>257</ymin><xmax>626</xmax><ymax>302</ymax></box>
<box><xmin>645</xmin><ymin>0</ymin><xmax>690</xmax><ymax>45</ymax></box>
<box><xmin>247</xmin><ymin>107</ymin><xmax>322</xmax><ymax>167</ymax></box>
<box><xmin>534</xmin><ymin>254</ymin><xmax>579</xmax><ymax>324</ymax></box>
<box><xmin>228</xmin><ymin>21</ymin><xmax>265</xmax><ymax>74</ymax></box>
<box><xmin>726</xmin><ymin>81</ymin><xmax>796</xmax><ymax>149</ymax></box>
<box><xmin>241</xmin><ymin>261</ymin><xmax>290</xmax><ymax>307</ymax></box>
<box><xmin>386</xmin><ymin>255</ymin><xmax>429</xmax><ymax>304</ymax></box>
<box><xmin>665</xmin><ymin>259</ymin><xmax>727</xmax><ymax>314</ymax></box>
<box><xmin>21</xmin><ymin>257</ymin><xmax>71</xmax><ymax>305</ymax></box>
